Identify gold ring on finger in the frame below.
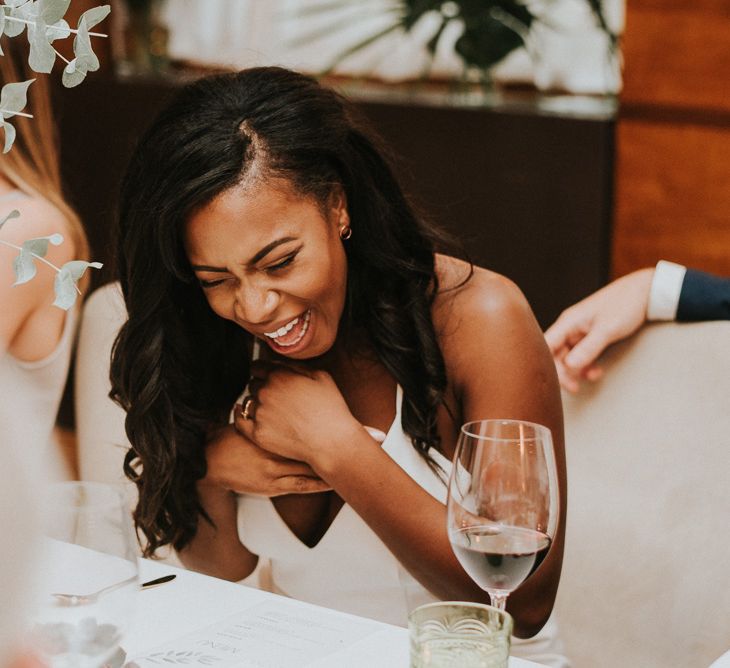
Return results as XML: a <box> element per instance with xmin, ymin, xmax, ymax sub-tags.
<box><xmin>241</xmin><ymin>396</ymin><xmax>255</xmax><ymax>421</ymax></box>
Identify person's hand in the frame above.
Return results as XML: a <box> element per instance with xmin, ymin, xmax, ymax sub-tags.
<box><xmin>203</xmin><ymin>423</ymin><xmax>331</xmax><ymax>496</ymax></box>
<box><xmin>544</xmin><ymin>268</ymin><xmax>654</xmax><ymax>392</ymax></box>
<box><xmin>234</xmin><ymin>361</ymin><xmax>365</xmax><ymax>472</ymax></box>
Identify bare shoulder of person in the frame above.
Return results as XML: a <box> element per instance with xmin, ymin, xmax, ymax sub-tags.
<box><xmin>433</xmin><ymin>256</ymin><xmax>532</xmax><ymax>337</ymax></box>
<box><xmin>0</xmin><ymin>196</ymin><xmax>77</xmax><ymax>294</ymax></box>
<box><xmin>0</xmin><ymin>196</ymin><xmax>75</xmax><ymax>256</ymax></box>
<box><xmin>0</xmin><ymin>196</ymin><xmax>76</xmax><ymax>347</ymax></box>
<box><xmin>433</xmin><ymin>258</ymin><xmax>539</xmax><ymax>388</ymax></box>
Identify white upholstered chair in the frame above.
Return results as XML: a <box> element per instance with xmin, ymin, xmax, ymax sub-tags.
<box><xmin>75</xmin><ymin>282</ymin><xmax>180</xmax><ymax>565</ymax></box>
<box><xmin>75</xmin><ymin>282</ymin><xmax>129</xmax><ymax>486</ymax></box>
<box><xmin>555</xmin><ymin>321</ymin><xmax>730</xmax><ymax>667</ymax></box>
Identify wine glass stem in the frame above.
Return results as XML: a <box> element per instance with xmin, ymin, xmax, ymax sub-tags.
<box><xmin>489</xmin><ymin>592</ymin><xmax>508</xmax><ymax>611</ymax></box>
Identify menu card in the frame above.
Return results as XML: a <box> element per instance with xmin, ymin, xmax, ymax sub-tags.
<box><xmin>127</xmin><ymin>598</ymin><xmax>406</xmax><ymax>667</ymax></box>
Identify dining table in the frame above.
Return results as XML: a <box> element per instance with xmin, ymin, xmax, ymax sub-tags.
<box><xmin>122</xmin><ymin>556</ymin><xmax>546</xmax><ymax>667</ymax></box>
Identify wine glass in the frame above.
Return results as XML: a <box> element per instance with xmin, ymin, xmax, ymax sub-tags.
<box><xmin>27</xmin><ymin>481</ymin><xmax>139</xmax><ymax>668</ymax></box>
<box><xmin>447</xmin><ymin>419</ymin><xmax>559</xmax><ymax>612</ymax></box>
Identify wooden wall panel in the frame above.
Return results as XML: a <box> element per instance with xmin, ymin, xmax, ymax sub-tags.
<box><xmin>612</xmin><ymin>0</ymin><xmax>730</xmax><ymax>278</ymax></box>
<box><xmin>613</xmin><ymin>120</ymin><xmax>730</xmax><ymax>277</ymax></box>
<box><xmin>622</xmin><ymin>3</ymin><xmax>730</xmax><ymax>112</ymax></box>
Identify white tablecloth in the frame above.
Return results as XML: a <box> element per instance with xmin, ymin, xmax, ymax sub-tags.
<box><xmin>129</xmin><ymin>558</ymin><xmax>545</xmax><ymax>667</ymax></box>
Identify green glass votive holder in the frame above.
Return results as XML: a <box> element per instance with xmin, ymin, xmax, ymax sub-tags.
<box><xmin>409</xmin><ymin>601</ymin><xmax>513</xmax><ymax>668</ymax></box>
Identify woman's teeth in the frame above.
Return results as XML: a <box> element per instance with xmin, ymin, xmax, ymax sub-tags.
<box><xmin>268</xmin><ymin>316</ymin><xmax>298</xmax><ymax>337</ymax></box>
<box><xmin>264</xmin><ymin>310</ymin><xmax>311</xmax><ymax>347</ymax></box>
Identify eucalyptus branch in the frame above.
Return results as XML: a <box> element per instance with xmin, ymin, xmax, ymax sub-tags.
<box><xmin>3</xmin><ymin>16</ymin><xmax>107</xmax><ymax>38</ymax></box>
<box><xmin>0</xmin><ymin>238</ymin><xmax>80</xmax><ymax>294</ymax></box>
<box><xmin>0</xmin><ymin>238</ymin><xmax>55</xmax><ymax>270</ymax></box>
<box><xmin>52</xmin><ymin>46</ymin><xmax>69</xmax><ymax>65</ymax></box>
<box><xmin>0</xmin><ymin>2</ymin><xmax>109</xmax><ymax>309</ymax></box>
<box><xmin>0</xmin><ymin>109</ymin><xmax>31</xmax><ymax>118</ymax></box>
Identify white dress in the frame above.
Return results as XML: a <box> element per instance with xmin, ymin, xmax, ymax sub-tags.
<box><xmin>236</xmin><ymin>385</ymin><xmax>569</xmax><ymax>667</ymax></box>
<box><xmin>0</xmin><ymin>305</ymin><xmax>76</xmax><ymax>466</ymax></box>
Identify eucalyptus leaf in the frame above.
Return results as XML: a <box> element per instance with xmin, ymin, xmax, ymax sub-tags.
<box><xmin>5</xmin><ymin>0</ymin><xmax>31</xmax><ymax>8</ymax></box>
<box><xmin>52</xmin><ymin>260</ymin><xmax>103</xmax><ymax>310</ymax></box>
<box><xmin>0</xmin><ymin>209</ymin><xmax>20</xmax><ymax>230</ymax></box>
<box><xmin>0</xmin><ymin>79</ymin><xmax>34</xmax><ymax>118</ymax></box>
<box><xmin>12</xmin><ymin>248</ymin><xmax>36</xmax><ymax>285</ymax></box>
<box><xmin>11</xmin><ymin>1</ymin><xmax>38</xmax><ymax>24</ymax></box>
<box><xmin>79</xmin><ymin>4</ymin><xmax>110</xmax><ymax>30</ymax></box>
<box><xmin>62</xmin><ymin>58</ymin><xmax>84</xmax><ymax>87</ymax></box>
<box><xmin>62</xmin><ymin>16</ymin><xmax>97</xmax><ymax>87</ymax></box>
<box><xmin>27</xmin><ymin>22</ymin><xmax>57</xmax><ymax>73</ymax></box>
<box><xmin>22</xmin><ymin>233</ymin><xmax>63</xmax><ymax>259</ymax></box>
<box><xmin>40</xmin><ymin>0</ymin><xmax>70</xmax><ymax>25</ymax></box>
<box><xmin>45</xmin><ymin>18</ymin><xmax>70</xmax><ymax>41</ymax></box>
<box><xmin>73</xmin><ymin>17</ymin><xmax>98</xmax><ymax>69</ymax></box>
<box><xmin>2</xmin><ymin>9</ymin><xmax>26</xmax><ymax>38</ymax></box>
<box><xmin>0</xmin><ymin>12</ymin><xmax>5</xmax><ymax>48</ymax></box>
<box><xmin>2</xmin><ymin>120</ymin><xmax>16</xmax><ymax>154</ymax></box>
<box><xmin>58</xmin><ymin>259</ymin><xmax>102</xmax><ymax>281</ymax></box>
<box><xmin>52</xmin><ymin>266</ymin><xmax>76</xmax><ymax>309</ymax></box>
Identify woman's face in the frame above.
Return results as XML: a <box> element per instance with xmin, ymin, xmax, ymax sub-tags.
<box><xmin>184</xmin><ymin>178</ymin><xmax>349</xmax><ymax>359</ymax></box>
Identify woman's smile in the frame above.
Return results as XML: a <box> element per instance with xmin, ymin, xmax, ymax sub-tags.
<box><xmin>261</xmin><ymin>308</ymin><xmax>312</xmax><ymax>352</ymax></box>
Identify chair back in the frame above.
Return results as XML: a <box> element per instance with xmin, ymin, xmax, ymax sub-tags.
<box><xmin>556</xmin><ymin>321</ymin><xmax>730</xmax><ymax>667</ymax></box>
<box><xmin>75</xmin><ymin>281</ymin><xmax>129</xmax><ymax>485</ymax></box>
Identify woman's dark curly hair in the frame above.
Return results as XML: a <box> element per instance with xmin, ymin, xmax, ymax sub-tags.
<box><xmin>110</xmin><ymin>67</ymin><xmax>469</xmax><ymax>556</ymax></box>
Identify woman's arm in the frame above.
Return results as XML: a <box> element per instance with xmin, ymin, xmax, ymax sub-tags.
<box><xmin>176</xmin><ymin>426</ymin><xmax>259</xmax><ymax>580</ymax></box>
<box><xmin>442</xmin><ymin>270</ymin><xmax>567</xmax><ymax>636</ymax></box>
<box><xmin>176</xmin><ymin>478</ymin><xmax>259</xmax><ymax>581</ymax></box>
<box><xmin>177</xmin><ymin>424</ymin><xmax>329</xmax><ymax>580</ymax></box>
<box><xmin>235</xmin><ymin>270</ymin><xmax>566</xmax><ymax>637</ymax></box>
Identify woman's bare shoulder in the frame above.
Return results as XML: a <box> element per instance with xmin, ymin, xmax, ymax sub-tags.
<box><xmin>433</xmin><ymin>255</ymin><xmax>541</xmax><ymax>386</ymax></box>
<box><xmin>433</xmin><ymin>255</ymin><xmax>532</xmax><ymax>329</ymax></box>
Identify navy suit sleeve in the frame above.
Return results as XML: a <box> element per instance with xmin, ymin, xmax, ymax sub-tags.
<box><xmin>676</xmin><ymin>269</ymin><xmax>730</xmax><ymax>321</ymax></box>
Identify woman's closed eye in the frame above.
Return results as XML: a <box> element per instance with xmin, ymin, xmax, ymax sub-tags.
<box><xmin>198</xmin><ymin>252</ymin><xmax>297</xmax><ymax>288</ymax></box>
<box><xmin>265</xmin><ymin>252</ymin><xmax>297</xmax><ymax>273</ymax></box>
<box><xmin>198</xmin><ymin>276</ymin><xmax>228</xmax><ymax>289</ymax></box>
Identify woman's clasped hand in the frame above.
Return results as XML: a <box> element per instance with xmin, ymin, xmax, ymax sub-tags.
<box><xmin>203</xmin><ymin>422</ymin><xmax>331</xmax><ymax>497</ymax></box>
<box><xmin>233</xmin><ymin>362</ymin><xmax>371</xmax><ymax>472</ymax></box>
<box><xmin>206</xmin><ymin>359</ymin><xmax>385</xmax><ymax>497</ymax></box>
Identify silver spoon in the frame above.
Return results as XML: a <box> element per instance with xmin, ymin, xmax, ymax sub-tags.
<box><xmin>52</xmin><ymin>574</ymin><xmax>176</xmax><ymax>606</ymax></box>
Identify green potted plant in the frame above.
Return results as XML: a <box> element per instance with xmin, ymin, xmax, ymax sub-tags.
<box><xmin>315</xmin><ymin>0</ymin><xmax>617</xmax><ymax>87</ymax></box>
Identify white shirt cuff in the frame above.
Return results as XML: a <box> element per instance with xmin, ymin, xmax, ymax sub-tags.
<box><xmin>647</xmin><ymin>260</ymin><xmax>687</xmax><ymax>321</ymax></box>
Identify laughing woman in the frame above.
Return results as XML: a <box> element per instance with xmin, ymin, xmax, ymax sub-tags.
<box><xmin>110</xmin><ymin>67</ymin><xmax>567</xmax><ymax>665</ymax></box>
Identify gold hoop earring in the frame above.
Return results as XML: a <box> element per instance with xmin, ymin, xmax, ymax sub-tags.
<box><xmin>339</xmin><ymin>224</ymin><xmax>352</xmax><ymax>240</ymax></box>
